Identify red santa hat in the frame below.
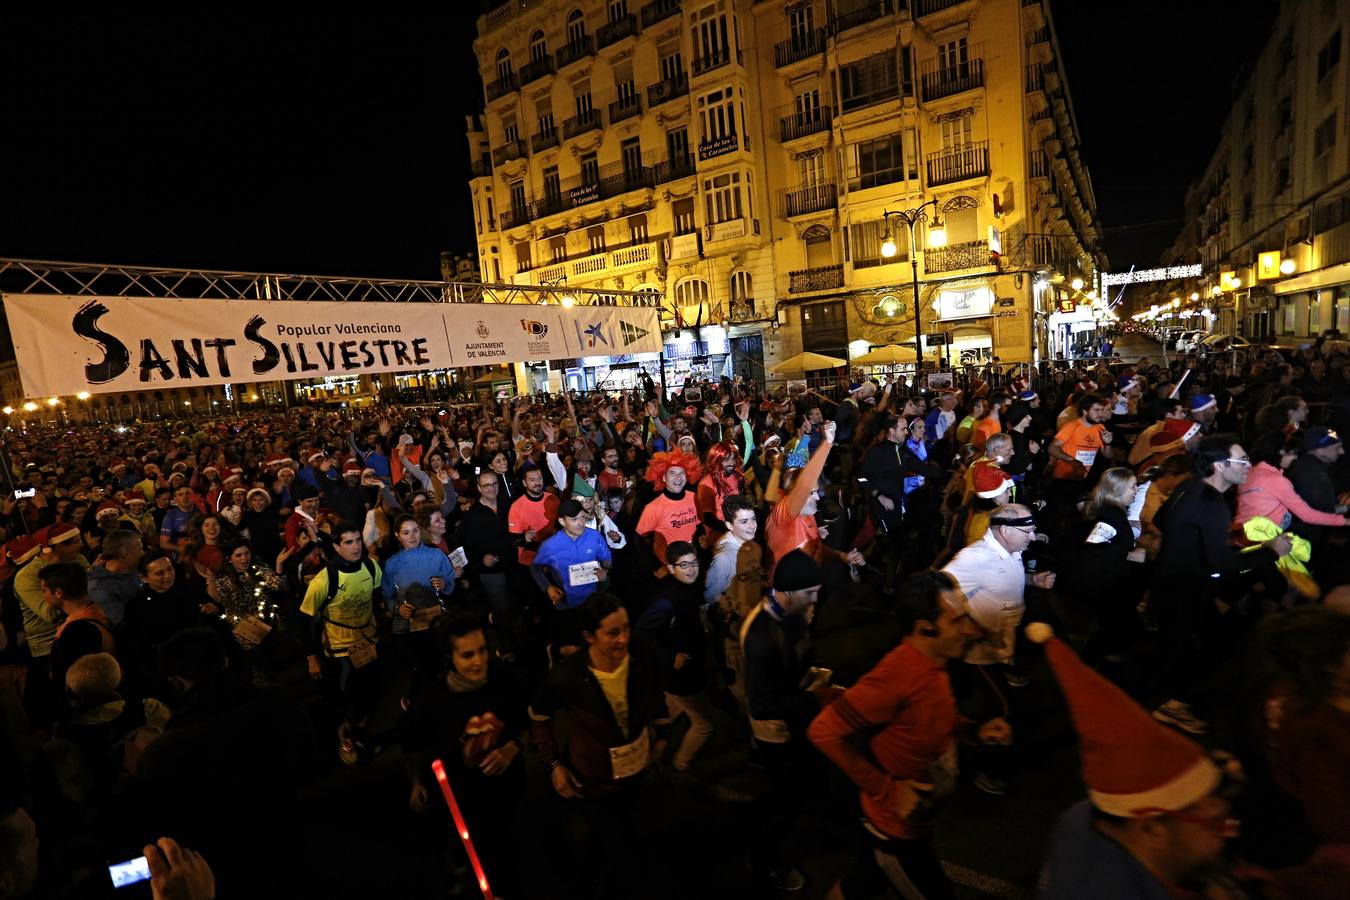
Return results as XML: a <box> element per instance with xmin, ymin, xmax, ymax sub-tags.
<box><xmin>1026</xmin><ymin>624</ymin><xmax>1220</xmax><ymax>817</ymax></box>
<box><xmin>1148</xmin><ymin>418</ymin><xmax>1202</xmax><ymax>457</ymax></box>
<box><xmin>7</xmin><ymin>535</ymin><xmax>40</xmax><ymax>565</ymax></box>
<box><xmin>305</xmin><ymin>450</ymin><xmax>326</xmax><ymax>464</ymax></box>
<box><xmin>96</xmin><ymin>500</ymin><xmax>122</xmax><ymax>518</ymax></box>
<box><xmin>246</xmin><ymin>487</ymin><xmax>271</xmax><ymax>503</ymax></box>
<box><xmin>121</xmin><ymin>491</ymin><xmax>147</xmax><ymax>506</ymax></box>
<box><xmin>342</xmin><ymin>458</ymin><xmax>362</xmax><ymax>474</ymax></box>
<box><xmin>45</xmin><ymin>522</ymin><xmax>81</xmax><ymax>546</ymax></box>
<box><xmin>264</xmin><ymin>455</ymin><xmax>292</xmax><ymax>468</ymax></box>
<box><xmin>972</xmin><ymin>462</ymin><xmax>1013</xmax><ymax>499</ymax></box>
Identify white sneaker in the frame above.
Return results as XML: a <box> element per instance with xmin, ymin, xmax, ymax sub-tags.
<box><xmin>1151</xmin><ymin>700</ymin><xmax>1207</xmax><ymax>734</ymax></box>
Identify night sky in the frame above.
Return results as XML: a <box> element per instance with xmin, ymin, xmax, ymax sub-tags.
<box><xmin>1</xmin><ymin>2</ymin><xmax>1277</xmax><ymax>280</ymax></box>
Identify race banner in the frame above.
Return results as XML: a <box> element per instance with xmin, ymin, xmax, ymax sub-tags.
<box><xmin>3</xmin><ymin>294</ymin><xmax>663</xmax><ymax>397</ymax></box>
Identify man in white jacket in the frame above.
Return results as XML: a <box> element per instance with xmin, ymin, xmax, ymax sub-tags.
<box><xmin>941</xmin><ymin>503</ymin><xmax>1056</xmax><ymax>795</ymax></box>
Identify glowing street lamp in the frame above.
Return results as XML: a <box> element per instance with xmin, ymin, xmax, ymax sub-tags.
<box><xmin>879</xmin><ymin>198</ymin><xmax>945</xmax><ymax>376</ymax></box>
<box><xmin>1071</xmin><ymin>276</ymin><xmax>1085</xmax><ymax>291</ymax></box>
<box><xmin>1279</xmin><ymin>258</ymin><xmax>1296</xmax><ymax>275</ymax></box>
<box><xmin>22</xmin><ymin>402</ymin><xmax>37</xmax><ymax>413</ymax></box>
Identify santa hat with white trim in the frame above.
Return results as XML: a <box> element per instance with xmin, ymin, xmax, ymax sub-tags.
<box><xmin>1189</xmin><ymin>393</ymin><xmax>1217</xmax><ymax>415</ymax></box>
<box><xmin>972</xmin><ymin>462</ymin><xmax>1013</xmax><ymax>499</ymax></box>
<box><xmin>1025</xmin><ymin>623</ymin><xmax>1220</xmax><ymax>817</ymax></box>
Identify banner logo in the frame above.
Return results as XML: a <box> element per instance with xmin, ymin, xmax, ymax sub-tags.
<box><xmin>520</xmin><ymin>319</ymin><xmax>548</xmax><ymax>337</ymax></box>
<box><xmin>619</xmin><ymin>320</ymin><xmax>649</xmax><ymax>347</ymax></box>
<box><xmin>579</xmin><ymin>322</ymin><xmax>609</xmax><ymax>348</ymax></box>
<box><xmin>476</xmin><ymin>321</ymin><xmax>490</xmax><ymax>339</ymax></box>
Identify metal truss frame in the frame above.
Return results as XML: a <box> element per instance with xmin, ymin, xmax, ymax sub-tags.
<box><xmin>0</xmin><ymin>258</ymin><xmax>658</xmax><ymax>308</ymax></box>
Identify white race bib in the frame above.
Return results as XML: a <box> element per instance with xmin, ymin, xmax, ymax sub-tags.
<box><xmin>1075</xmin><ymin>449</ymin><xmax>1098</xmax><ymax>468</ymax></box>
<box><xmin>608</xmin><ymin>729</ymin><xmax>651</xmax><ymax>779</ymax></box>
<box><xmin>1085</xmin><ymin>522</ymin><xmax>1117</xmax><ymax>545</ymax></box>
<box><xmin>449</xmin><ymin>546</ymin><xmax>468</xmax><ymax>568</ymax></box>
<box><xmin>232</xmin><ymin>616</ymin><xmax>273</xmax><ymax>648</ymax></box>
<box><xmin>568</xmin><ymin>561</ymin><xmax>601</xmax><ymax>586</ymax></box>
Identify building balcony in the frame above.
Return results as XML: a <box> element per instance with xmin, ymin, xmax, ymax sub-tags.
<box><xmin>648</xmin><ymin>73</ymin><xmax>689</xmax><ymax>108</ymax></box>
<box><xmin>692</xmin><ymin>49</ymin><xmax>741</xmax><ymax>77</ymax></box>
<box><xmin>519</xmin><ymin>55</ymin><xmax>556</xmax><ymax>86</ymax></box>
<box><xmin>779</xmin><ymin>183</ymin><xmax>838</xmax><ymax>218</ymax></box>
<box><xmin>597</xmin><ymin>14</ymin><xmax>637</xmax><ymax>49</ymax></box>
<box><xmin>839</xmin><ymin>83</ymin><xmax>901</xmax><ymax>115</ymax></box>
<box><xmin>491</xmin><ymin>139</ymin><xmax>528</xmax><ymax>167</ymax></box>
<box><xmin>775</xmin><ymin>29</ymin><xmax>824</xmax><ymax>68</ymax></box>
<box><xmin>500</xmin><ymin>205</ymin><xmax>531</xmax><ymax>230</ymax></box>
<box><xmin>608</xmin><ymin>93</ymin><xmax>642</xmax><ymax>124</ymax></box>
<box><xmin>924</xmin><ymin>239</ymin><xmax>990</xmax><ymax>274</ymax></box>
<box><xmin>562</xmin><ymin>108</ymin><xmax>603</xmax><ymax>139</ymax></box>
<box><xmin>653</xmin><ymin>153</ymin><xmax>696</xmax><ymax>183</ymax></box>
<box><xmin>1026</xmin><ymin>63</ymin><xmax>1047</xmax><ymax>93</ymax></box>
<box><xmin>920</xmin><ymin>59</ymin><xmax>984</xmax><ymax>103</ymax></box>
<box><xmin>926</xmin><ymin>141</ymin><xmax>989</xmax><ymax>186</ymax></box>
<box><xmin>789</xmin><ymin>264</ymin><xmax>844</xmax><ymax>294</ymax></box>
<box><xmin>485</xmin><ymin>72</ymin><xmax>518</xmax><ymax>102</ymax></box>
<box><xmin>915</xmin><ymin>0</ymin><xmax>971</xmax><ymax>16</ymax></box>
<box><xmin>1029</xmin><ymin>150</ymin><xmax>1049</xmax><ymax>180</ymax></box>
<box><xmin>531</xmin><ymin>128</ymin><xmax>559</xmax><ymax>153</ymax></box>
<box><xmin>847</xmin><ymin>164</ymin><xmax>909</xmax><ymax>193</ymax></box>
<box><xmin>779</xmin><ymin>107</ymin><xmax>833</xmax><ymax>143</ymax></box>
<box><xmin>598</xmin><ymin>165</ymin><xmax>655</xmax><ymax>198</ymax></box>
<box><xmin>641</xmin><ymin>0</ymin><xmax>681</xmax><ymax>28</ymax></box>
<box><xmin>469</xmin><ymin>156</ymin><xmax>492</xmax><ymax>179</ymax></box>
<box><xmin>830</xmin><ymin>0</ymin><xmax>895</xmax><ymax>36</ymax></box>
<box><xmin>698</xmin><ymin>132</ymin><xmax>745</xmax><ymax>162</ymax></box>
<box><xmin>557</xmin><ymin>36</ymin><xmax>595</xmax><ymax>69</ymax></box>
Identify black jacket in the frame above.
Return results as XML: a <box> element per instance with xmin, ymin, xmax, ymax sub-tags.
<box><xmin>1155</xmin><ymin>478</ymin><xmax>1275</xmax><ymax>589</ymax></box>
<box><xmin>529</xmin><ymin>642</ymin><xmax>670</xmax><ymax>796</ymax></box>
<box><xmin>1285</xmin><ymin>455</ymin><xmax>1338</xmax><ymax>542</ymax></box>
<box><xmin>458</xmin><ymin>499</ymin><xmax>515</xmax><ymax>576</ymax></box>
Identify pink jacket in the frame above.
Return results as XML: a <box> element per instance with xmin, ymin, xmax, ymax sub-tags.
<box><xmin>1236</xmin><ymin>462</ymin><xmax>1345</xmax><ymax>529</ymax></box>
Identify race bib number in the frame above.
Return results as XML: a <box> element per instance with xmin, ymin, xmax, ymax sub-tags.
<box><xmin>569</xmin><ymin>561</ymin><xmax>601</xmax><ymax>586</ymax></box>
<box><xmin>347</xmin><ymin>639</ymin><xmax>378</xmax><ymax>669</ymax></box>
<box><xmin>409</xmin><ymin>606</ymin><xmax>442</xmax><ymax>633</ymax></box>
<box><xmin>232</xmin><ymin>616</ymin><xmax>273</xmax><ymax>648</ymax></box>
<box><xmin>608</xmin><ymin>729</ymin><xmax>651</xmax><ymax>780</ymax></box>
<box><xmin>1074</xmin><ymin>449</ymin><xmax>1098</xmax><ymax>468</ymax></box>
<box><xmin>449</xmin><ymin>546</ymin><xmax>468</xmax><ymax>569</ymax></box>
<box><xmin>1085</xmin><ymin>522</ymin><xmax>1117</xmax><ymax>545</ymax></box>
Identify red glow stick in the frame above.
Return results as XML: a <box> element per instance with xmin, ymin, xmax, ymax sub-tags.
<box><xmin>431</xmin><ymin>759</ymin><xmax>494</xmax><ymax>899</ymax></box>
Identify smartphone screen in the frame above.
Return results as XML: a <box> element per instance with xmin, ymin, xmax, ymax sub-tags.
<box><xmin>109</xmin><ymin>856</ymin><xmax>151</xmax><ymax>888</ymax></box>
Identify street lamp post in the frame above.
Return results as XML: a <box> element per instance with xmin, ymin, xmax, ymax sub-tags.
<box><xmin>880</xmin><ymin>199</ymin><xmax>946</xmax><ymax>378</ymax></box>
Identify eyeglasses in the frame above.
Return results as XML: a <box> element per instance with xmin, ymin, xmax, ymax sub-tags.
<box><xmin>672</xmin><ymin>560</ymin><xmax>700</xmax><ymax>570</ymax></box>
<box><xmin>1225</xmin><ymin>457</ymin><xmax>1252</xmax><ymax>467</ymax></box>
<box><xmin>995</xmin><ymin>524</ymin><xmax>1036</xmax><ymax>534</ymax></box>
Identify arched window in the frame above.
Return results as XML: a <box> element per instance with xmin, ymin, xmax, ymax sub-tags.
<box><xmin>567</xmin><ymin>9</ymin><xmax>587</xmax><ymax>46</ymax></box>
<box><xmin>674</xmin><ymin>278</ymin><xmax>710</xmax><ymax>307</ymax></box>
<box><xmin>802</xmin><ymin>224</ymin><xmax>831</xmax><ymax>245</ymax></box>
<box><xmin>802</xmin><ymin>224</ymin><xmax>833</xmax><ymax>268</ymax></box>
<box><xmin>730</xmin><ymin>270</ymin><xmax>755</xmax><ymax>319</ymax></box>
<box><xmin>495</xmin><ymin>47</ymin><xmax>513</xmax><ymax>79</ymax></box>
<box><xmin>632</xmin><ymin>284</ymin><xmax>663</xmax><ymax>308</ymax></box>
<box><xmin>730</xmin><ymin>270</ymin><xmax>753</xmax><ymax>301</ymax></box>
<box><xmin>529</xmin><ymin>30</ymin><xmax>548</xmax><ymax>61</ymax></box>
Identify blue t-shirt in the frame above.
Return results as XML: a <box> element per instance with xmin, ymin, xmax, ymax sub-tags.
<box><xmin>533</xmin><ymin>528</ymin><xmax>612</xmax><ymax>607</ymax></box>
<box><xmin>160</xmin><ymin>507</ymin><xmax>195</xmax><ymax>546</ymax></box>
<box><xmin>1036</xmin><ymin>801</ymin><xmax>1172</xmax><ymax>900</ymax></box>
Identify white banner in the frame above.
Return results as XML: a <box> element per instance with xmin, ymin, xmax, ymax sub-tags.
<box><xmin>3</xmin><ymin>294</ymin><xmax>663</xmax><ymax>397</ymax></box>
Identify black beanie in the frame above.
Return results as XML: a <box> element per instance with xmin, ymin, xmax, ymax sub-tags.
<box><xmin>773</xmin><ymin>549</ymin><xmax>822</xmax><ymax>592</ymax></box>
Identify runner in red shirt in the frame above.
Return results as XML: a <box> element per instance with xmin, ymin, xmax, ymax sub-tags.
<box><xmin>508</xmin><ymin>465</ymin><xmax>560</xmax><ymax>565</ymax></box>
<box><xmin>809</xmin><ymin>570</ymin><xmax>1005</xmax><ymax>899</ymax></box>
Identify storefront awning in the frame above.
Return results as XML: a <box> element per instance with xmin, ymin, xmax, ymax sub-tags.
<box><xmin>1273</xmin><ymin>261</ymin><xmax>1350</xmax><ymax>294</ymax></box>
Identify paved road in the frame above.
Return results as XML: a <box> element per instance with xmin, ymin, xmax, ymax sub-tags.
<box><xmin>268</xmin><ymin>579</ymin><xmax>1092</xmax><ymax>900</ymax></box>
<box><xmin>1108</xmin><ymin>332</ymin><xmax>1169</xmax><ymax>366</ymax></box>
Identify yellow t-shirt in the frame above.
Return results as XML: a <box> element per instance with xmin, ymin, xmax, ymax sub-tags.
<box><xmin>301</xmin><ymin>560</ymin><xmax>382</xmax><ymax>655</ymax></box>
<box><xmin>589</xmin><ymin>655</ymin><xmax>631</xmax><ymax>739</ymax></box>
